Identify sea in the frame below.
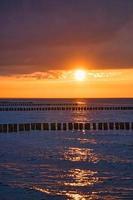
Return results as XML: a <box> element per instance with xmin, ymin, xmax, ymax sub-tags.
<box><xmin>0</xmin><ymin>98</ymin><xmax>133</xmax><ymax>200</ymax></box>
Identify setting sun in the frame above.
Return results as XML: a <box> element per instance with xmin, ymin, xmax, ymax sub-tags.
<box><xmin>74</xmin><ymin>70</ymin><xmax>86</xmax><ymax>81</ymax></box>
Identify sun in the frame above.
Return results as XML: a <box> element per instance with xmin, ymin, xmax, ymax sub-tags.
<box><xmin>74</xmin><ymin>69</ymin><xmax>86</xmax><ymax>81</ymax></box>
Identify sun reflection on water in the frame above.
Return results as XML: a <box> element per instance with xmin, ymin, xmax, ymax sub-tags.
<box><xmin>66</xmin><ymin>193</ymin><xmax>88</xmax><ymax>200</ymax></box>
<box><xmin>63</xmin><ymin>168</ymin><xmax>99</xmax><ymax>187</ymax></box>
<box><xmin>64</xmin><ymin>147</ymin><xmax>100</xmax><ymax>163</ymax></box>
<box><xmin>32</xmin><ymin>186</ymin><xmax>100</xmax><ymax>200</ymax></box>
<box><xmin>71</xmin><ymin>101</ymin><xmax>89</xmax><ymax>123</ymax></box>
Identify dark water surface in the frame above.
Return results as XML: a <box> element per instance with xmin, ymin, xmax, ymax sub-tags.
<box><xmin>0</xmin><ymin>98</ymin><xmax>133</xmax><ymax>200</ymax></box>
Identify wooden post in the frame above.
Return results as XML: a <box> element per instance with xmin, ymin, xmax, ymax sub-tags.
<box><xmin>43</xmin><ymin>123</ymin><xmax>49</xmax><ymax>130</ymax></box>
<box><xmin>132</xmin><ymin>122</ymin><xmax>133</xmax><ymax>130</ymax></box>
<box><xmin>103</xmin><ymin>123</ymin><xmax>108</xmax><ymax>130</ymax></box>
<box><xmin>74</xmin><ymin>123</ymin><xmax>79</xmax><ymax>130</ymax></box>
<box><xmin>14</xmin><ymin>124</ymin><xmax>18</xmax><ymax>132</ymax></box>
<box><xmin>24</xmin><ymin>124</ymin><xmax>30</xmax><ymax>131</ymax></box>
<box><xmin>98</xmin><ymin>123</ymin><xmax>103</xmax><ymax>130</ymax></box>
<box><xmin>109</xmin><ymin>123</ymin><xmax>114</xmax><ymax>130</ymax></box>
<box><xmin>8</xmin><ymin>124</ymin><xmax>14</xmax><ymax>132</ymax></box>
<box><xmin>93</xmin><ymin>123</ymin><xmax>97</xmax><ymax>130</ymax></box>
<box><xmin>0</xmin><ymin>124</ymin><xmax>2</xmax><ymax>132</ymax></box>
<box><xmin>85</xmin><ymin>123</ymin><xmax>90</xmax><ymax>130</ymax></box>
<box><xmin>19</xmin><ymin>124</ymin><xmax>25</xmax><ymax>132</ymax></box>
<box><xmin>125</xmin><ymin>122</ymin><xmax>130</xmax><ymax>130</ymax></box>
<box><xmin>50</xmin><ymin>123</ymin><xmax>56</xmax><ymax>131</ymax></box>
<box><xmin>79</xmin><ymin>123</ymin><xmax>84</xmax><ymax>130</ymax></box>
<box><xmin>63</xmin><ymin>123</ymin><xmax>67</xmax><ymax>131</ymax></box>
<box><xmin>31</xmin><ymin>123</ymin><xmax>36</xmax><ymax>131</ymax></box>
<box><xmin>68</xmin><ymin>123</ymin><xmax>73</xmax><ymax>130</ymax></box>
<box><xmin>3</xmin><ymin>124</ymin><xmax>8</xmax><ymax>133</ymax></box>
<box><xmin>115</xmin><ymin>123</ymin><xmax>119</xmax><ymax>130</ymax></box>
<box><xmin>36</xmin><ymin>123</ymin><xmax>42</xmax><ymax>131</ymax></box>
<box><xmin>57</xmin><ymin>123</ymin><xmax>62</xmax><ymax>131</ymax></box>
<box><xmin>119</xmin><ymin>122</ymin><xmax>125</xmax><ymax>130</ymax></box>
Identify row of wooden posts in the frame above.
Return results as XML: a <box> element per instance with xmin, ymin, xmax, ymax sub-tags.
<box><xmin>0</xmin><ymin>106</ymin><xmax>133</xmax><ymax>111</ymax></box>
<box><xmin>0</xmin><ymin>122</ymin><xmax>132</xmax><ymax>133</ymax></box>
<box><xmin>0</xmin><ymin>103</ymin><xmax>79</xmax><ymax>106</ymax></box>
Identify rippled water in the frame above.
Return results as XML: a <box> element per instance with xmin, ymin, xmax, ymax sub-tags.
<box><xmin>0</xmin><ymin>99</ymin><xmax>133</xmax><ymax>200</ymax></box>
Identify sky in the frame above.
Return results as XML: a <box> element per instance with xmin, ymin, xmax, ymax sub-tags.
<box><xmin>0</xmin><ymin>0</ymin><xmax>133</xmax><ymax>97</ymax></box>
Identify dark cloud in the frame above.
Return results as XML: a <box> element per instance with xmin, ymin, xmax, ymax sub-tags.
<box><xmin>14</xmin><ymin>71</ymin><xmax>64</xmax><ymax>80</ymax></box>
<box><xmin>0</xmin><ymin>0</ymin><xmax>133</xmax><ymax>75</ymax></box>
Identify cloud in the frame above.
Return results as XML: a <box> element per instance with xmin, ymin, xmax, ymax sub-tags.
<box><xmin>0</xmin><ymin>0</ymin><xmax>133</xmax><ymax>75</ymax></box>
<box><xmin>15</xmin><ymin>71</ymin><xmax>64</xmax><ymax>80</ymax></box>
<box><xmin>0</xmin><ymin>70</ymin><xmax>67</xmax><ymax>80</ymax></box>
<box><xmin>1</xmin><ymin>69</ymin><xmax>133</xmax><ymax>84</ymax></box>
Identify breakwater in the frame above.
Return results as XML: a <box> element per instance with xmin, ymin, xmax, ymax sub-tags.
<box><xmin>0</xmin><ymin>122</ymin><xmax>132</xmax><ymax>133</ymax></box>
<box><xmin>0</xmin><ymin>106</ymin><xmax>133</xmax><ymax>111</ymax></box>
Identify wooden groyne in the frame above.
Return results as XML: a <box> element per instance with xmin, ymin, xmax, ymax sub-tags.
<box><xmin>0</xmin><ymin>106</ymin><xmax>133</xmax><ymax>111</ymax></box>
<box><xmin>0</xmin><ymin>103</ymin><xmax>79</xmax><ymax>107</ymax></box>
<box><xmin>0</xmin><ymin>122</ymin><xmax>132</xmax><ymax>133</ymax></box>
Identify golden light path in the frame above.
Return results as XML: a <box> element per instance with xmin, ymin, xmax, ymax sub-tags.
<box><xmin>74</xmin><ymin>69</ymin><xmax>87</xmax><ymax>81</ymax></box>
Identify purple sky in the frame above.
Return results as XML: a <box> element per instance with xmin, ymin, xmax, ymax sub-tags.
<box><xmin>0</xmin><ymin>0</ymin><xmax>133</xmax><ymax>75</ymax></box>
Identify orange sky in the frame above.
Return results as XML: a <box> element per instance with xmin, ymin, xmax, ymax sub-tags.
<box><xmin>0</xmin><ymin>69</ymin><xmax>133</xmax><ymax>98</ymax></box>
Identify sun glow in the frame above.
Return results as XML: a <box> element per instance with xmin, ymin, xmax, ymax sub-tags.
<box><xmin>74</xmin><ymin>69</ymin><xmax>86</xmax><ymax>81</ymax></box>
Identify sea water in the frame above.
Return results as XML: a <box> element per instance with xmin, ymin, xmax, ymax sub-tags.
<box><xmin>0</xmin><ymin>98</ymin><xmax>133</xmax><ymax>200</ymax></box>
